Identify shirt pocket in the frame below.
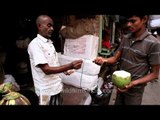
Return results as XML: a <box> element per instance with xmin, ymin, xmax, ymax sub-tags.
<box><xmin>133</xmin><ymin>49</ymin><xmax>147</xmax><ymax>63</ymax></box>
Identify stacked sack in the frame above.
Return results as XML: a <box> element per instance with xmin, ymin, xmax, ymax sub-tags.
<box><xmin>58</xmin><ymin>35</ymin><xmax>101</xmax><ymax>91</ymax></box>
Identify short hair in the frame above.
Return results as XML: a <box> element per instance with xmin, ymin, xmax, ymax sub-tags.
<box><xmin>36</xmin><ymin>15</ymin><xmax>50</xmax><ymax>26</ymax></box>
<box><xmin>120</xmin><ymin>15</ymin><xmax>149</xmax><ymax>26</ymax></box>
<box><xmin>122</xmin><ymin>15</ymin><xmax>149</xmax><ymax>19</ymax></box>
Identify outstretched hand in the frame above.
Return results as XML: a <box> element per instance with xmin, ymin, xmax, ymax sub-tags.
<box><xmin>93</xmin><ymin>57</ymin><xmax>104</xmax><ymax>65</ymax></box>
<box><xmin>72</xmin><ymin>60</ymin><xmax>83</xmax><ymax>69</ymax></box>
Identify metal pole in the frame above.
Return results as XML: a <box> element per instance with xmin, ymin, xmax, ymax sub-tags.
<box><xmin>111</xmin><ymin>22</ymin><xmax>115</xmax><ymax>44</ymax></box>
<box><xmin>98</xmin><ymin>15</ymin><xmax>103</xmax><ymax>53</ymax></box>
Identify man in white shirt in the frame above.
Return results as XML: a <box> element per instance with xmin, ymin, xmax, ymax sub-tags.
<box><xmin>27</xmin><ymin>15</ymin><xmax>82</xmax><ymax>105</ymax></box>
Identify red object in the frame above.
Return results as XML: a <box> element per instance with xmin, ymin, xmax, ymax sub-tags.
<box><xmin>102</xmin><ymin>40</ymin><xmax>111</xmax><ymax>49</ymax></box>
<box><xmin>102</xmin><ymin>28</ymin><xmax>111</xmax><ymax>49</ymax></box>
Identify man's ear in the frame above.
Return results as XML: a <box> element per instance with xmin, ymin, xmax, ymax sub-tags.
<box><xmin>143</xmin><ymin>15</ymin><xmax>148</xmax><ymax>25</ymax></box>
<box><xmin>37</xmin><ymin>23</ymin><xmax>42</xmax><ymax>29</ymax></box>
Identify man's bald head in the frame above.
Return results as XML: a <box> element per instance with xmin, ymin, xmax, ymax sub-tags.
<box><xmin>36</xmin><ymin>15</ymin><xmax>52</xmax><ymax>27</ymax></box>
<box><xmin>36</xmin><ymin>15</ymin><xmax>54</xmax><ymax>39</ymax></box>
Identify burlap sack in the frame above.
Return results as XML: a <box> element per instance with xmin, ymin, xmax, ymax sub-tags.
<box><xmin>60</xmin><ymin>17</ymin><xmax>100</xmax><ymax>39</ymax></box>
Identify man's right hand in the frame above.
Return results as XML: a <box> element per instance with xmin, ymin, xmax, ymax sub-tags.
<box><xmin>93</xmin><ymin>57</ymin><xmax>105</xmax><ymax>65</ymax></box>
<box><xmin>71</xmin><ymin>60</ymin><xmax>83</xmax><ymax>69</ymax></box>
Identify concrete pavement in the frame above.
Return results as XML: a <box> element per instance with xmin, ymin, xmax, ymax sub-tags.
<box><xmin>142</xmin><ymin>79</ymin><xmax>160</xmax><ymax>105</ymax></box>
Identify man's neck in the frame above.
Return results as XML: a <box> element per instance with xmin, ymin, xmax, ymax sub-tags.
<box><xmin>132</xmin><ymin>27</ymin><xmax>146</xmax><ymax>38</ymax></box>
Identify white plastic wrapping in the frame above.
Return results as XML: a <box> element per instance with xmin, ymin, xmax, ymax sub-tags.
<box><xmin>64</xmin><ymin>35</ymin><xmax>99</xmax><ymax>60</ymax></box>
<box><xmin>60</xmin><ymin>72</ymin><xmax>98</xmax><ymax>91</ymax></box>
<box><xmin>4</xmin><ymin>74</ymin><xmax>20</xmax><ymax>91</ymax></box>
<box><xmin>58</xmin><ymin>54</ymin><xmax>101</xmax><ymax>76</ymax></box>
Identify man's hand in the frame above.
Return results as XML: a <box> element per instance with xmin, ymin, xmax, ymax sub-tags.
<box><xmin>64</xmin><ymin>69</ymin><xmax>75</xmax><ymax>75</ymax></box>
<box><xmin>71</xmin><ymin>60</ymin><xmax>83</xmax><ymax>69</ymax></box>
<box><xmin>117</xmin><ymin>81</ymin><xmax>136</xmax><ymax>92</ymax></box>
<box><xmin>93</xmin><ymin>57</ymin><xmax>104</xmax><ymax>65</ymax></box>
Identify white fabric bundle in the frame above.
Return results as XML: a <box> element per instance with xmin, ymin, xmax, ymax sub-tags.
<box><xmin>60</xmin><ymin>72</ymin><xmax>98</xmax><ymax>91</ymax></box>
<box><xmin>64</xmin><ymin>35</ymin><xmax>99</xmax><ymax>60</ymax></box>
<box><xmin>59</xmin><ymin>35</ymin><xmax>100</xmax><ymax>91</ymax></box>
<box><xmin>58</xmin><ymin>54</ymin><xmax>101</xmax><ymax>76</ymax></box>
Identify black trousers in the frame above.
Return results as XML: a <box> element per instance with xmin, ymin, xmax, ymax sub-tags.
<box><xmin>49</xmin><ymin>93</ymin><xmax>63</xmax><ymax>105</ymax></box>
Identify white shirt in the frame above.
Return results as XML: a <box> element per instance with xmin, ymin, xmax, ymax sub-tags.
<box><xmin>27</xmin><ymin>34</ymin><xmax>63</xmax><ymax>96</ymax></box>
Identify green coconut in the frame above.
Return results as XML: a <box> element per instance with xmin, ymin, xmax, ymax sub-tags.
<box><xmin>112</xmin><ymin>70</ymin><xmax>131</xmax><ymax>89</ymax></box>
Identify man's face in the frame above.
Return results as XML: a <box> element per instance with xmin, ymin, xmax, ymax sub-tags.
<box><xmin>126</xmin><ymin>16</ymin><xmax>146</xmax><ymax>33</ymax></box>
<box><xmin>40</xmin><ymin>17</ymin><xmax>54</xmax><ymax>38</ymax></box>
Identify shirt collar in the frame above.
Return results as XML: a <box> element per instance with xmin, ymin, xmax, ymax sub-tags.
<box><xmin>37</xmin><ymin>34</ymin><xmax>52</xmax><ymax>43</ymax></box>
<box><xmin>128</xmin><ymin>29</ymin><xmax>150</xmax><ymax>41</ymax></box>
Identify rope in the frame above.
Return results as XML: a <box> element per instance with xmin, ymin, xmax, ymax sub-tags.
<box><xmin>80</xmin><ymin>59</ymin><xmax>85</xmax><ymax>89</ymax></box>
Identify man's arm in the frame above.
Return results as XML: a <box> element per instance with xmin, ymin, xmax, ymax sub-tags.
<box><xmin>129</xmin><ymin>65</ymin><xmax>159</xmax><ymax>86</ymax></box>
<box><xmin>38</xmin><ymin>60</ymin><xmax>83</xmax><ymax>75</ymax></box>
<box><xmin>94</xmin><ymin>51</ymin><xmax>121</xmax><ymax>65</ymax></box>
